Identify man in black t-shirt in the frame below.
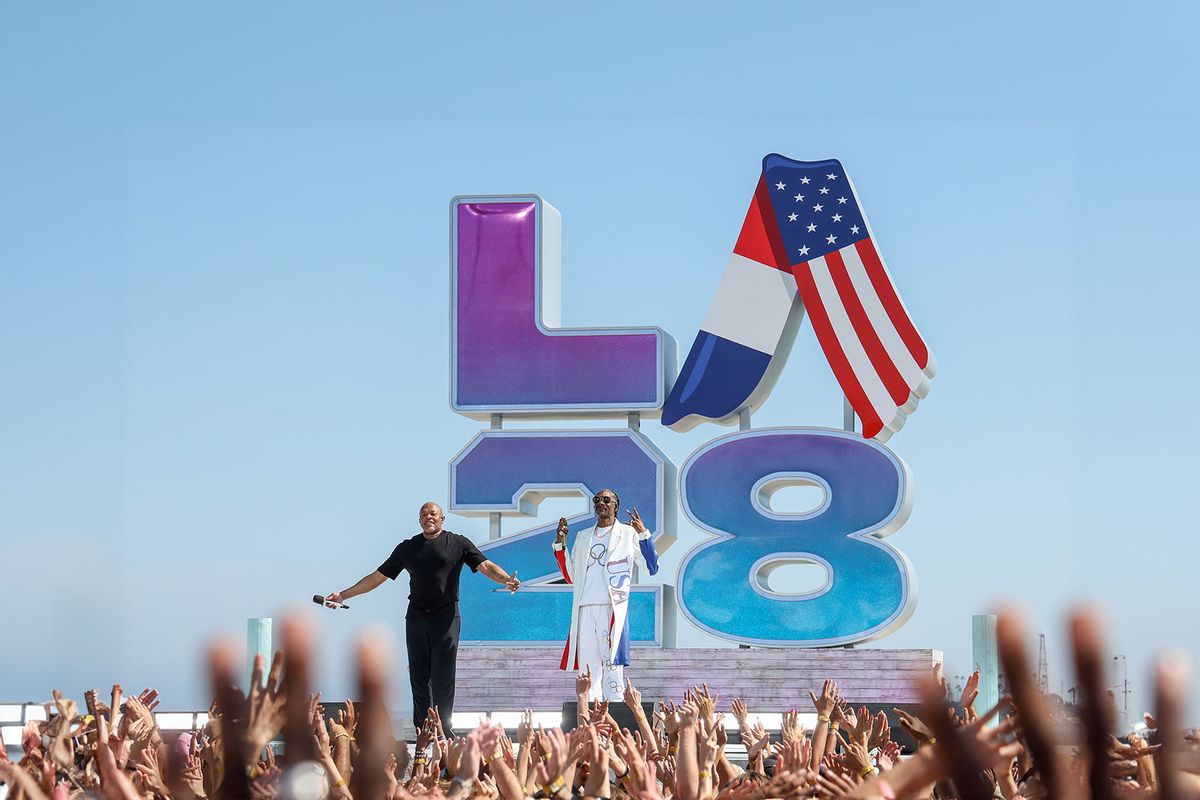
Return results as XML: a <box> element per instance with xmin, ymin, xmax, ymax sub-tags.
<box><xmin>323</xmin><ymin>501</ymin><xmax>520</xmax><ymax>736</ymax></box>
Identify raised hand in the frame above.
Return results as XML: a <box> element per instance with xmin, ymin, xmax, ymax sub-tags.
<box><xmin>576</xmin><ymin>666</ymin><xmax>593</xmax><ymax>699</ymax></box>
<box><xmin>851</xmin><ymin>704</ymin><xmax>873</xmax><ymax>745</ymax></box>
<box><xmin>246</xmin><ymin>650</ymin><xmax>287</xmax><ymax>755</ymax></box>
<box><xmin>837</xmin><ymin>728</ymin><xmax>873</xmax><ymax>775</ymax></box>
<box><xmin>835</xmin><ymin>701</ymin><xmax>856</xmax><ymax>732</ymax></box>
<box><xmin>676</xmin><ymin>700</ymin><xmax>699</xmax><ymax>730</ymax></box>
<box><xmin>809</xmin><ymin>679</ymin><xmax>839</xmax><ymax>718</ymax></box>
<box><xmin>780</xmin><ymin>708</ymin><xmax>803</xmax><ymax>745</ymax></box>
<box><xmin>454</xmin><ymin>724</ymin><xmax>485</xmax><ymax>783</ymax></box>
<box><xmin>531</xmin><ymin>726</ymin><xmax>571</xmax><ymax>795</ymax></box>
<box><xmin>94</xmin><ymin>712</ymin><xmax>141</xmax><ymax>800</ymax></box>
<box><xmin>586</xmin><ymin>699</ymin><xmax>610</xmax><ymax>725</ymax></box>
<box><xmin>176</xmin><ymin>735</ymin><xmax>205</xmax><ymax>800</ymax></box>
<box><xmin>729</xmin><ymin>697</ymin><xmax>750</xmax><ymax>733</ymax></box>
<box><xmin>517</xmin><ymin>708</ymin><xmax>534</xmax><ymax>745</ymax></box>
<box><xmin>555</xmin><ymin>517</ymin><xmax>569</xmax><ymax>544</ymax></box>
<box><xmin>133</xmin><ymin>744</ymin><xmax>171</xmax><ymax>800</ymax></box>
<box><xmin>745</xmin><ymin>724</ymin><xmax>770</xmax><ymax>760</ymax></box>
<box><xmin>135</xmin><ymin>688</ymin><xmax>160</xmax><ymax>713</ymax></box>
<box><xmin>868</xmin><ymin>710</ymin><xmax>891</xmax><ymax>752</ymax></box>
<box><xmin>337</xmin><ymin>699</ymin><xmax>358</xmax><ymax>738</ymax></box>
<box><xmin>933</xmin><ymin>661</ymin><xmax>950</xmax><ymax>699</ymax></box>
<box><xmin>47</xmin><ymin>689</ymin><xmax>77</xmax><ymax>769</ymax></box>
<box><xmin>694</xmin><ymin>683</ymin><xmax>718</xmax><ymax>727</ymax></box>
<box><xmin>961</xmin><ymin>670</ymin><xmax>980</xmax><ymax>721</ymax></box>
<box><xmin>762</xmin><ymin>769</ymin><xmax>811</xmax><ymax>799</ymax></box>
<box><xmin>627</xmin><ymin>507</ymin><xmax>647</xmax><ymax>534</ymax></box>
<box><xmin>892</xmin><ymin>706</ymin><xmax>935</xmax><ymax>744</ymax></box>
<box><xmin>624</xmin><ymin>678</ymin><xmax>643</xmax><ymax>710</ymax></box>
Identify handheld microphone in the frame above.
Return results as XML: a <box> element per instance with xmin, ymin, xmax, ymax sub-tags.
<box><xmin>313</xmin><ymin>594</ymin><xmax>350</xmax><ymax>610</ymax></box>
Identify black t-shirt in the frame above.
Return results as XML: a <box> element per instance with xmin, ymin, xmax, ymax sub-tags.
<box><xmin>377</xmin><ymin>530</ymin><xmax>487</xmax><ymax>617</ymax></box>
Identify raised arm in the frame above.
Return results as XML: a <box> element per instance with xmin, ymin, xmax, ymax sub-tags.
<box><xmin>325</xmin><ymin>571</ymin><xmax>387</xmax><ymax>606</ymax></box>
<box><xmin>626</xmin><ymin>508</ymin><xmax>659</xmax><ymax>576</ymax></box>
<box><xmin>552</xmin><ymin>517</ymin><xmax>573</xmax><ymax>583</ymax></box>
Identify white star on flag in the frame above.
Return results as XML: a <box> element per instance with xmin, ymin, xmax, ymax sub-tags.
<box><xmin>775</xmin><ymin>181</ymin><xmax>786</xmax><ymax>190</ymax></box>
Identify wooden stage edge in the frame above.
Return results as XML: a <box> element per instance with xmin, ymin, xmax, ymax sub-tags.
<box><xmin>453</xmin><ymin>646</ymin><xmax>943</xmax><ymax>712</ymax></box>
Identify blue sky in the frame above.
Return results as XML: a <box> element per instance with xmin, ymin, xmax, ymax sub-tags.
<box><xmin>2</xmin><ymin>0</ymin><xmax>1198</xmax><ymax>722</ymax></box>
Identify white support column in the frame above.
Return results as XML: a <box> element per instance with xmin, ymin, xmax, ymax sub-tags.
<box><xmin>246</xmin><ymin>618</ymin><xmax>272</xmax><ymax>689</ymax></box>
<box><xmin>972</xmin><ymin>614</ymin><xmax>999</xmax><ymax>724</ymax></box>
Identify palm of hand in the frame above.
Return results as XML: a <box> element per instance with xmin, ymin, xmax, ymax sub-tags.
<box><xmin>338</xmin><ymin>702</ymin><xmax>357</xmax><ymax>736</ymax></box>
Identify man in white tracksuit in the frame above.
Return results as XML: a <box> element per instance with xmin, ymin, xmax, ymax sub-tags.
<box><xmin>552</xmin><ymin>488</ymin><xmax>660</xmax><ymax>702</ymax></box>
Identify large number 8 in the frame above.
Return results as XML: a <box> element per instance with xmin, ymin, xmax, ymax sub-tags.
<box><xmin>677</xmin><ymin>427</ymin><xmax>915</xmax><ymax>646</ymax></box>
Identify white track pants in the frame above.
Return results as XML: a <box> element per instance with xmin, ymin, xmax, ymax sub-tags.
<box><xmin>576</xmin><ymin>604</ymin><xmax>624</xmax><ymax>702</ymax></box>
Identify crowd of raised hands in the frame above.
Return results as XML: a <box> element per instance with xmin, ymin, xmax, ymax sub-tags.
<box><xmin>2</xmin><ymin>608</ymin><xmax>1199</xmax><ymax>800</ymax></box>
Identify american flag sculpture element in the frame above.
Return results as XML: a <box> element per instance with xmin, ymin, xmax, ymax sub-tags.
<box><xmin>661</xmin><ymin>154</ymin><xmax>936</xmax><ymax>441</ymax></box>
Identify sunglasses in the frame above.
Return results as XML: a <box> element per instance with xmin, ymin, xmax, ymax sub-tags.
<box><xmin>591</xmin><ymin>496</ymin><xmax>616</xmax><ymax>505</ymax></box>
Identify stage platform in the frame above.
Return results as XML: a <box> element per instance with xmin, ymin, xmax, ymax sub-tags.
<box><xmin>453</xmin><ymin>646</ymin><xmax>942</xmax><ymax>714</ymax></box>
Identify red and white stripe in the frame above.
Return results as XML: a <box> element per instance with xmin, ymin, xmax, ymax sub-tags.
<box><xmin>791</xmin><ymin>237</ymin><xmax>936</xmax><ymax>441</ymax></box>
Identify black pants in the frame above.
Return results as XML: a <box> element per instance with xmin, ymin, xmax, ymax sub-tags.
<box><xmin>405</xmin><ymin>613</ymin><xmax>460</xmax><ymax>737</ymax></box>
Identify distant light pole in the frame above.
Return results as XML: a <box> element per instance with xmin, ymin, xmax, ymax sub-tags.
<box><xmin>1113</xmin><ymin>655</ymin><xmax>1129</xmax><ymax>733</ymax></box>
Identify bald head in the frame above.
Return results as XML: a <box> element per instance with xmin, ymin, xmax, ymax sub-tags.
<box><xmin>419</xmin><ymin>502</ymin><xmax>446</xmax><ymax>536</ymax></box>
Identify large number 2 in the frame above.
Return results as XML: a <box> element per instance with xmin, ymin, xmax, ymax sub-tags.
<box><xmin>677</xmin><ymin>427</ymin><xmax>915</xmax><ymax>646</ymax></box>
<box><xmin>451</xmin><ymin>430</ymin><xmax>674</xmax><ymax>646</ymax></box>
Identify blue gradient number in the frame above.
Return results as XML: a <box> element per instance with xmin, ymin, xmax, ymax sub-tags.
<box><xmin>450</xmin><ymin>430</ymin><xmax>673</xmax><ymax>645</ymax></box>
<box><xmin>677</xmin><ymin>427</ymin><xmax>914</xmax><ymax>646</ymax></box>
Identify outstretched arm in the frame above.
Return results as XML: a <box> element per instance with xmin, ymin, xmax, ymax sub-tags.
<box><xmin>479</xmin><ymin>560</ymin><xmax>521</xmax><ymax>592</ymax></box>
<box><xmin>325</xmin><ymin>571</ymin><xmax>388</xmax><ymax>606</ymax></box>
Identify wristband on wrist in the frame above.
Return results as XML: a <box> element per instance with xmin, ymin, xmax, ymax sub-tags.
<box><xmin>817</xmin><ymin>715</ymin><xmax>830</xmax><ymax>723</ymax></box>
<box><xmin>332</xmin><ymin>779</ymin><xmax>348</xmax><ymax>788</ymax></box>
<box><xmin>831</xmin><ymin>722</ymin><xmax>840</xmax><ymax>731</ymax></box>
<box><xmin>860</xmin><ymin>766</ymin><xmax>876</xmax><ymax>778</ymax></box>
<box><xmin>542</xmin><ymin>775</ymin><xmax>566</xmax><ymax>795</ymax></box>
<box><xmin>698</xmin><ymin>770</ymin><xmax>711</xmax><ymax>780</ymax></box>
<box><xmin>927</xmin><ymin>737</ymin><xmax>937</xmax><ymax>745</ymax></box>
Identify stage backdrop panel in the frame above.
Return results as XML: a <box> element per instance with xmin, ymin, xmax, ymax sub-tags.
<box><xmin>452</xmin><ymin>646</ymin><xmax>941</xmax><ymax>711</ymax></box>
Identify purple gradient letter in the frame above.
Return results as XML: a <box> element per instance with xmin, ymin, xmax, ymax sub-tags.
<box><xmin>451</xmin><ymin>196</ymin><xmax>672</xmax><ymax>417</ymax></box>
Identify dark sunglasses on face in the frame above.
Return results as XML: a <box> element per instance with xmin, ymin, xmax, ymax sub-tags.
<box><xmin>592</xmin><ymin>496</ymin><xmax>615</xmax><ymax>505</ymax></box>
